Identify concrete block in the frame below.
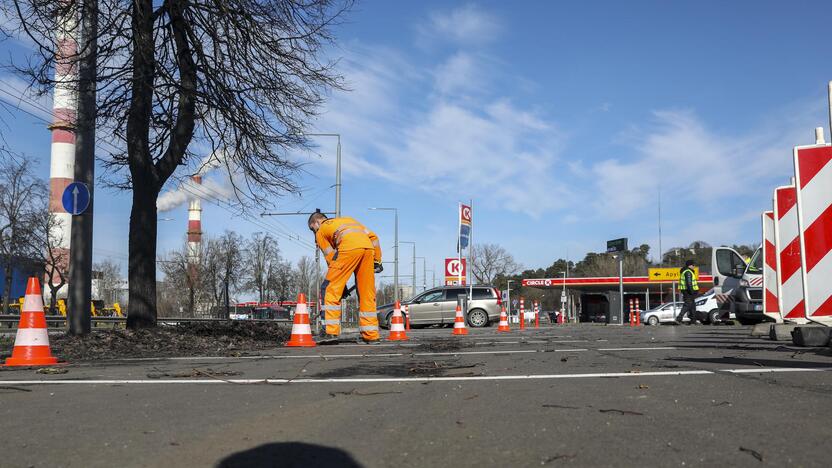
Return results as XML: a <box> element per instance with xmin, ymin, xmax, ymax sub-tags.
<box><xmin>769</xmin><ymin>324</ymin><xmax>799</xmax><ymax>341</ymax></box>
<box><xmin>750</xmin><ymin>323</ymin><xmax>773</xmax><ymax>337</ymax></box>
<box><xmin>791</xmin><ymin>326</ymin><xmax>832</xmax><ymax>347</ymax></box>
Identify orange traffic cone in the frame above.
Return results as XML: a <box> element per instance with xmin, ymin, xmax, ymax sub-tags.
<box><xmin>497</xmin><ymin>305</ymin><xmax>510</xmax><ymax>332</ymax></box>
<box><xmin>387</xmin><ymin>302</ymin><xmax>409</xmax><ymax>341</ymax></box>
<box><xmin>452</xmin><ymin>304</ymin><xmax>468</xmax><ymax>336</ymax></box>
<box><xmin>286</xmin><ymin>293</ymin><xmax>316</xmax><ymax>347</ymax></box>
<box><xmin>5</xmin><ymin>278</ymin><xmax>58</xmax><ymax>367</ymax></box>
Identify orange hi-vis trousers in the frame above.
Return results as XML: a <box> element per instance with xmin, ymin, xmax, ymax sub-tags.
<box><xmin>321</xmin><ymin>248</ymin><xmax>379</xmax><ymax>341</ymax></box>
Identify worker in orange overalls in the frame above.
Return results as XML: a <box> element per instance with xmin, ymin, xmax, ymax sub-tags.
<box><xmin>309</xmin><ymin>212</ymin><xmax>383</xmax><ymax>344</ymax></box>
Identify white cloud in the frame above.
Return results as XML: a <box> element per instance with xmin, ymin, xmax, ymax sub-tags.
<box><xmin>586</xmin><ymin>106</ymin><xmax>823</xmax><ymax>220</ymax></box>
<box><xmin>421</xmin><ymin>3</ymin><xmax>502</xmax><ymax>45</ymax></box>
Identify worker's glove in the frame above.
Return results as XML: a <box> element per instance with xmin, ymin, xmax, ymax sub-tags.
<box><xmin>374</xmin><ymin>262</ymin><xmax>383</xmax><ymax>273</ymax></box>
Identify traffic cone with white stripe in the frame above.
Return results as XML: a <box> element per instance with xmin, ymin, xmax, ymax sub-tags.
<box><xmin>452</xmin><ymin>304</ymin><xmax>468</xmax><ymax>336</ymax></box>
<box><xmin>497</xmin><ymin>305</ymin><xmax>510</xmax><ymax>332</ymax></box>
<box><xmin>285</xmin><ymin>293</ymin><xmax>316</xmax><ymax>347</ymax></box>
<box><xmin>5</xmin><ymin>278</ymin><xmax>58</xmax><ymax>367</ymax></box>
<box><xmin>387</xmin><ymin>301</ymin><xmax>409</xmax><ymax>341</ymax></box>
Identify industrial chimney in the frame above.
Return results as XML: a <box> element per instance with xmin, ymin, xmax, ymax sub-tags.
<box><xmin>187</xmin><ymin>175</ymin><xmax>203</xmax><ymax>266</ymax></box>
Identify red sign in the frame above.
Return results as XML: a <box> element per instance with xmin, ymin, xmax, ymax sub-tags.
<box><xmin>445</xmin><ymin>258</ymin><xmax>466</xmax><ymax>285</ymax></box>
<box><xmin>460</xmin><ymin>204</ymin><xmax>472</xmax><ymax>224</ymax></box>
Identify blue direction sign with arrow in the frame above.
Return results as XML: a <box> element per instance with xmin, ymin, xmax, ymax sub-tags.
<box><xmin>62</xmin><ymin>182</ymin><xmax>91</xmax><ymax>216</ymax></box>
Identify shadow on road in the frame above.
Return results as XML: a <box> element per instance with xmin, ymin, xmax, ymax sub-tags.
<box><xmin>216</xmin><ymin>442</ymin><xmax>363</xmax><ymax>468</ymax></box>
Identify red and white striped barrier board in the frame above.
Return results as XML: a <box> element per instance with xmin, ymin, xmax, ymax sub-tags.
<box><xmin>773</xmin><ymin>185</ymin><xmax>806</xmax><ymax>323</ymax></box>
<box><xmin>762</xmin><ymin>211</ymin><xmax>781</xmax><ymax>323</ymax></box>
<box><xmin>794</xmin><ymin>144</ymin><xmax>832</xmax><ymax>324</ymax></box>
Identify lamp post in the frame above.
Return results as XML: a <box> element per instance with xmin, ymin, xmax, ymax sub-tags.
<box><xmin>559</xmin><ymin>271</ymin><xmax>568</xmax><ymax>323</ymax></box>
<box><xmin>506</xmin><ymin>279</ymin><xmax>514</xmax><ymax>320</ymax></box>
<box><xmin>368</xmin><ymin>208</ymin><xmax>398</xmax><ymax>302</ymax></box>
<box><xmin>299</xmin><ymin>133</ymin><xmax>341</xmax><ymax>218</ymax></box>
<box><xmin>401</xmin><ymin>241</ymin><xmax>416</xmax><ymax>299</ymax></box>
<box><xmin>415</xmin><ymin>256</ymin><xmax>427</xmax><ymax>291</ymax></box>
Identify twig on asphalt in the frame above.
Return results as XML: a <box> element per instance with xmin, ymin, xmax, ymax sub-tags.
<box><xmin>329</xmin><ymin>389</ymin><xmax>403</xmax><ymax>397</ymax></box>
<box><xmin>542</xmin><ymin>404</ymin><xmax>580</xmax><ymax>410</ymax></box>
<box><xmin>739</xmin><ymin>446</ymin><xmax>764</xmax><ymax>462</ymax></box>
<box><xmin>0</xmin><ymin>385</ymin><xmax>32</xmax><ymax>392</ymax></box>
<box><xmin>599</xmin><ymin>408</ymin><xmax>644</xmax><ymax>416</ymax></box>
<box><xmin>542</xmin><ymin>453</ymin><xmax>577</xmax><ymax>464</ymax></box>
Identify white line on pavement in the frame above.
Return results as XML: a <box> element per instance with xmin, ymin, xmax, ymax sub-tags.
<box><xmin>0</xmin><ymin>370</ymin><xmax>714</xmax><ymax>385</ymax></box>
<box><xmin>721</xmin><ymin>368</ymin><xmax>829</xmax><ymax>374</ymax></box>
<box><xmin>598</xmin><ymin>347</ymin><xmax>677</xmax><ymax>351</ymax></box>
<box><xmin>2</xmin><ymin>368</ymin><xmax>829</xmax><ymax>386</ymax></box>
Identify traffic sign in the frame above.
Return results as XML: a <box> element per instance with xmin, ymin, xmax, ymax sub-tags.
<box><xmin>606</xmin><ymin>238</ymin><xmax>628</xmax><ymax>253</ymax></box>
<box><xmin>648</xmin><ymin>267</ymin><xmax>699</xmax><ymax>281</ymax></box>
<box><xmin>62</xmin><ymin>182</ymin><xmax>91</xmax><ymax>216</ymax></box>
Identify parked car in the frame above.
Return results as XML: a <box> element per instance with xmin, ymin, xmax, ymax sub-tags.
<box><xmin>695</xmin><ymin>289</ymin><xmax>736</xmax><ymax>324</ymax></box>
<box><xmin>641</xmin><ymin>302</ymin><xmax>686</xmax><ymax>326</ymax></box>
<box><xmin>377</xmin><ymin>285</ymin><xmax>501</xmax><ymax>329</ymax></box>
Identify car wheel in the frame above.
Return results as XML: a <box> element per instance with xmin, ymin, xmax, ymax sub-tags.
<box><xmin>647</xmin><ymin>316</ymin><xmax>659</xmax><ymax>326</ymax></box>
<box><xmin>708</xmin><ymin>309</ymin><xmax>721</xmax><ymax>325</ymax></box>
<box><xmin>467</xmin><ymin>309</ymin><xmax>489</xmax><ymax>328</ymax></box>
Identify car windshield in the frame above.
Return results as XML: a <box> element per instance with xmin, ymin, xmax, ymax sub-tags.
<box><xmin>746</xmin><ymin>248</ymin><xmax>763</xmax><ymax>275</ymax></box>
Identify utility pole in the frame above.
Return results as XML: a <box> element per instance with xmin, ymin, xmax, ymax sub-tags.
<box><xmin>67</xmin><ymin>0</ymin><xmax>97</xmax><ymax>335</ymax></box>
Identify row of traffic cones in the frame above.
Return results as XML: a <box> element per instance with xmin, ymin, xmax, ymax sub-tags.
<box><xmin>285</xmin><ymin>296</ymin><xmax>525</xmax><ymax>347</ymax></box>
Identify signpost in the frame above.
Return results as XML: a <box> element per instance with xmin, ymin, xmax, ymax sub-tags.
<box><xmin>445</xmin><ymin>258</ymin><xmax>466</xmax><ymax>285</ymax></box>
<box><xmin>607</xmin><ymin>237</ymin><xmax>628</xmax><ymax>325</ymax></box>
<box><xmin>648</xmin><ymin>267</ymin><xmax>699</xmax><ymax>281</ymax></box>
<box><xmin>606</xmin><ymin>238</ymin><xmax>628</xmax><ymax>253</ymax></box>
<box><xmin>62</xmin><ymin>182</ymin><xmax>91</xmax><ymax>216</ymax></box>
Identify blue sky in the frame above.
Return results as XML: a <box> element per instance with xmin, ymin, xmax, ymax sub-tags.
<box><xmin>2</xmin><ymin>0</ymin><xmax>832</xmax><ymax>286</ymax></box>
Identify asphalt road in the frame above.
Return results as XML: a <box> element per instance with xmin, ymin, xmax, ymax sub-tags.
<box><xmin>2</xmin><ymin>323</ymin><xmax>831</xmax><ymax>467</ymax></box>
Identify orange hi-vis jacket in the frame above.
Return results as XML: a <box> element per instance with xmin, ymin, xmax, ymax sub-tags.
<box><xmin>315</xmin><ymin>217</ymin><xmax>382</xmax><ymax>265</ymax></box>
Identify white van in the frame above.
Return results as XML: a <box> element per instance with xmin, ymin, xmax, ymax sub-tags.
<box><xmin>711</xmin><ymin>246</ymin><xmax>763</xmax><ymax>324</ymax></box>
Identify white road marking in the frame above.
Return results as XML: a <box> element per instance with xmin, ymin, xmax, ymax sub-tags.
<box><xmin>412</xmin><ymin>350</ymin><xmax>539</xmax><ymax>357</ymax></box>
<box><xmin>598</xmin><ymin>347</ymin><xmax>677</xmax><ymax>351</ymax></box>
<box><xmin>721</xmin><ymin>367</ymin><xmax>829</xmax><ymax>374</ymax></box>
<box><xmin>3</xmin><ymin>368</ymin><xmax>829</xmax><ymax>386</ymax></box>
<box><xmin>0</xmin><ymin>370</ymin><xmax>714</xmax><ymax>385</ymax></box>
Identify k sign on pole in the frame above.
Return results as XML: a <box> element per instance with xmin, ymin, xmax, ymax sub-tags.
<box><xmin>773</xmin><ymin>185</ymin><xmax>806</xmax><ymax>323</ymax></box>
<box><xmin>762</xmin><ymin>211</ymin><xmax>782</xmax><ymax>323</ymax></box>
<box><xmin>445</xmin><ymin>258</ymin><xmax>466</xmax><ymax>286</ymax></box>
<box><xmin>794</xmin><ymin>143</ymin><xmax>832</xmax><ymax>324</ymax></box>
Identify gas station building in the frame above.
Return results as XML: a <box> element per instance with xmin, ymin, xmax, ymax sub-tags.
<box><xmin>522</xmin><ymin>275</ymin><xmax>715</xmax><ymax>323</ymax></box>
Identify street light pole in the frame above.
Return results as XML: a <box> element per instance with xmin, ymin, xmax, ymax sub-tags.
<box><xmin>401</xmin><ymin>241</ymin><xmax>416</xmax><ymax>298</ymax></box>
<box><xmin>416</xmin><ymin>257</ymin><xmax>426</xmax><ymax>291</ymax></box>
<box><xmin>299</xmin><ymin>133</ymin><xmax>341</xmax><ymax>218</ymax></box>
<box><xmin>506</xmin><ymin>279</ymin><xmax>514</xmax><ymax>320</ymax></box>
<box><xmin>369</xmin><ymin>208</ymin><xmax>398</xmax><ymax>302</ymax></box>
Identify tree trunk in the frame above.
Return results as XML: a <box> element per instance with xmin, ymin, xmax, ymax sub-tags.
<box><xmin>49</xmin><ymin>288</ymin><xmax>58</xmax><ymax>314</ymax></box>
<box><xmin>3</xmin><ymin>262</ymin><xmax>12</xmax><ymax>314</ymax></box>
<box><xmin>126</xmin><ymin>186</ymin><xmax>159</xmax><ymax>328</ymax></box>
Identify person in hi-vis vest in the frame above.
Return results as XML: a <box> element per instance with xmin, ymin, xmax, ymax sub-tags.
<box><xmin>675</xmin><ymin>259</ymin><xmax>700</xmax><ymax>324</ymax></box>
<box><xmin>309</xmin><ymin>212</ymin><xmax>382</xmax><ymax>344</ymax></box>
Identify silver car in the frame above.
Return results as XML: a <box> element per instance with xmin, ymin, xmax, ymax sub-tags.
<box><xmin>378</xmin><ymin>285</ymin><xmax>502</xmax><ymax>329</ymax></box>
<box><xmin>642</xmin><ymin>302</ymin><xmax>686</xmax><ymax>326</ymax></box>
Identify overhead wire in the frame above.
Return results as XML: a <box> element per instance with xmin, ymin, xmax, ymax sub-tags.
<box><xmin>0</xmin><ymin>87</ymin><xmax>318</xmax><ymax>252</ymax></box>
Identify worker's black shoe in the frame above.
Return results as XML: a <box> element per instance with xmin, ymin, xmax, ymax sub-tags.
<box><xmin>356</xmin><ymin>338</ymin><xmax>382</xmax><ymax>345</ymax></box>
<box><xmin>317</xmin><ymin>333</ymin><xmax>340</xmax><ymax>345</ymax></box>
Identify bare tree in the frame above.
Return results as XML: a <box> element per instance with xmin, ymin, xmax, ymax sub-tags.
<box><xmin>0</xmin><ymin>156</ymin><xmax>47</xmax><ymax>311</ymax></box>
<box><xmin>245</xmin><ymin>233</ymin><xmax>280</xmax><ymax>304</ymax></box>
<box><xmin>203</xmin><ymin>230</ymin><xmax>243</xmax><ymax>317</ymax></box>
<box><xmin>158</xmin><ymin>243</ymin><xmax>203</xmax><ymax>317</ymax></box>
<box><xmin>93</xmin><ymin>260</ymin><xmax>122</xmax><ymax>304</ymax></box>
<box><xmin>268</xmin><ymin>259</ymin><xmax>295</xmax><ymax>303</ymax></box>
<box><xmin>294</xmin><ymin>255</ymin><xmax>317</xmax><ymax>302</ymax></box>
<box><xmin>31</xmin><ymin>210</ymin><xmax>69</xmax><ymax>313</ymax></box>
<box><xmin>470</xmin><ymin>243</ymin><xmax>521</xmax><ymax>285</ymax></box>
<box><xmin>4</xmin><ymin>0</ymin><xmax>353</xmax><ymax>327</ymax></box>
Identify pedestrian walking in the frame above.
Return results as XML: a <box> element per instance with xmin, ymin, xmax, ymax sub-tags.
<box><xmin>675</xmin><ymin>259</ymin><xmax>700</xmax><ymax>324</ymax></box>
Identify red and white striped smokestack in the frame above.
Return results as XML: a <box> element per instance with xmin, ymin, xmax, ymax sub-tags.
<box><xmin>187</xmin><ymin>175</ymin><xmax>203</xmax><ymax>264</ymax></box>
<box><xmin>47</xmin><ymin>2</ymin><xmax>78</xmax><ymax>290</ymax></box>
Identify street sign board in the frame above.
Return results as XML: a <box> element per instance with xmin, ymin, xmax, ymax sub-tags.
<box><xmin>606</xmin><ymin>238</ymin><xmax>628</xmax><ymax>253</ymax></box>
<box><xmin>648</xmin><ymin>267</ymin><xmax>699</xmax><ymax>281</ymax></box>
<box><xmin>62</xmin><ymin>182</ymin><xmax>91</xmax><ymax>216</ymax></box>
<box><xmin>444</xmin><ymin>258</ymin><xmax>466</xmax><ymax>285</ymax></box>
